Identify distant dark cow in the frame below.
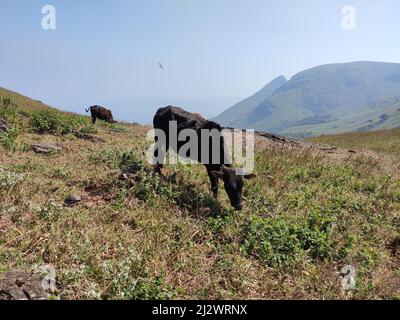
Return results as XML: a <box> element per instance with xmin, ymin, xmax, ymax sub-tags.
<box><xmin>85</xmin><ymin>105</ymin><xmax>114</xmax><ymax>124</ymax></box>
<box><xmin>153</xmin><ymin>106</ymin><xmax>256</xmax><ymax>210</ymax></box>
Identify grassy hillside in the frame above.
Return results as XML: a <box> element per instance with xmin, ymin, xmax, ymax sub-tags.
<box><xmin>308</xmin><ymin>127</ymin><xmax>400</xmax><ymax>159</ymax></box>
<box><xmin>1</xmin><ymin>91</ymin><xmax>400</xmax><ymax>299</ymax></box>
<box><xmin>0</xmin><ymin>87</ymin><xmax>55</xmax><ymax>112</ymax></box>
<box><xmin>212</xmin><ymin>75</ymin><xmax>287</xmax><ymax>127</ymax></box>
<box><xmin>283</xmin><ymin>99</ymin><xmax>400</xmax><ymax>138</ymax></box>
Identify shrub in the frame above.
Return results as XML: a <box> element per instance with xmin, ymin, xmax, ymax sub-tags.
<box><xmin>1</xmin><ymin>95</ymin><xmax>22</xmax><ymax>132</ymax></box>
<box><xmin>0</xmin><ymin>96</ymin><xmax>11</xmax><ymax>113</ymax></box>
<box><xmin>99</xmin><ymin>247</ymin><xmax>176</xmax><ymax>300</ymax></box>
<box><xmin>0</xmin><ymin>97</ymin><xmax>23</xmax><ymax>151</ymax></box>
<box><xmin>243</xmin><ymin>211</ymin><xmax>337</xmax><ymax>267</ymax></box>
<box><xmin>0</xmin><ymin>125</ymin><xmax>20</xmax><ymax>151</ymax></box>
<box><xmin>79</xmin><ymin>125</ymin><xmax>98</xmax><ymax>135</ymax></box>
<box><xmin>132</xmin><ymin>170</ymin><xmax>175</xmax><ymax>202</ymax></box>
<box><xmin>131</xmin><ymin>275</ymin><xmax>176</xmax><ymax>300</ymax></box>
<box><xmin>30</xmin><ymin>109</ymin><xmax>88</xmax><ymax>135</ymax></box>
<box><xmin>89</xmin><ymin>148</ymin><xmax>144</xmax><ymax>172</ymax></box>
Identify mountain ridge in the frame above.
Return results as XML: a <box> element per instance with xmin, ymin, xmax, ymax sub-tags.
<box><xmin>213</xmin><ymin>61</ymin><xmax>400</xmax><ymax>137</ymax></box>
<box><xmin>212</xmin><ymin>75</ymin><xmax>287</xmax><ymax>127</ymax></box>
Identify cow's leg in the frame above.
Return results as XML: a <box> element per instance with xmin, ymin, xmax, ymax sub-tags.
<box><xmin>91</xmin><ymin>115</ymin><xmax>96</xmax><ymax>124</ymax></box>
<box><xmin>207</xmin><ymin>167</ymin><xmax>219</xmax><ymax>199</ymax></box>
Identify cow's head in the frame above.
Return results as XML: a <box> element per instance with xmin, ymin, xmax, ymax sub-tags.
<box><xmin>107</xmin><ymin>113</ymin><xmax>114</xmax><ymax>123</ymax></box>
<box><xmin>210</xmin><ymin>165</ymin><xmax>256</xmax><ymax>210</ymax></box>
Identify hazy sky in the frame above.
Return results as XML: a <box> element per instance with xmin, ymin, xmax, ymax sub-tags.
<box><xmin>1</xmin><ymin>0</ymin><xmax>399</xmax><ymax>123</ymax></box>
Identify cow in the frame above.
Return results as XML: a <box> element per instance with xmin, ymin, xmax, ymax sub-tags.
<box><xmin>153</xmin><ymin>106</ymin><xmax>256</xmax><ymax>211</ymax></box>
<box><xmin>85</xmin><ymin>105</ymin><xmax>114</xmax><ymax>124</ymax></box>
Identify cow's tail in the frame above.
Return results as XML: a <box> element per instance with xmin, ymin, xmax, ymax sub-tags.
<box><xmin>85</xmin><ymin>106</ymin><xmax>92</xmax><ymax>113</ymax></box>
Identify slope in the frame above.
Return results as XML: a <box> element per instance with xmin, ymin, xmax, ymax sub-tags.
<box><xmin>212</xmin><ymin>75</ymin><xmax>287</xmax><ymax>127</ymax></box>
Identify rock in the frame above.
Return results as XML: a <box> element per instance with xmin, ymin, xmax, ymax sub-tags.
<box><xmin>119</xmin><ymin>172</ymin><xmax>137</xmax><ymax>187</ymax></box>
<box><xmin>317</xmin><ymin>145</ymin><xmax>338</xmax><ymax>152</ymax></box>
<box><xmin>64</xmin><ymin>194</ymin><xmax>82</xmax><ymax>207</ymax></box>
<box><xmin>0</xmin><ymin>271</ymin><xmax>48</xmax><ymax>300</ymax></box>
<box><xmin>120</xmin><ymin>172</ymin><xmax>135</xmax><ymax>180</ymax></box>
<box><xmin>255</xmin><ymin>130</ymin><xmax>301</xmax><ymax>145</ymax></box>
<box><xmin>73</xmin><ymin>131</ymin><xmax>105</xmax><ymax>143</ymax></box>
<box><xmin>107</xmin><ymin>127</ymin><xmax>126</xmax><ymax>133</ymax></box>
<box><xmin>50</xmin><ymin>202</ymin><xmax>63</xmax><ymax>209</ymax></box>
<box><xmin>0</xmin><ymin>118</ymin><xmax>11</xmax><ymax>132</ymax></box>
<box><xmin>31</xmin><ymin>143</ymin><xmax>62</xmax><ymax>154</ymax></box>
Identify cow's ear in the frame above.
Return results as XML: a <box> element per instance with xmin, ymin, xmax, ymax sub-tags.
<box><xmin>244</xmin><ymin>173</ymin><xmax>257</xmax><ymax>180</ymax></box>
<box><xmin>210</xmin><ymin>170</ymin><xmax>224</xmax><ymax>179</ymax></box>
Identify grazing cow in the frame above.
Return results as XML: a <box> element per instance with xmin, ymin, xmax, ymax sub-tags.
<box><xmin>153</xmin><ymin>106</ymin><xmax>256</xmax><ymax>210</ymax></box>
<box><xmin>85</xmin><ymin>105</ymin><xmax>114</xmax><ymax>124</ymax></box>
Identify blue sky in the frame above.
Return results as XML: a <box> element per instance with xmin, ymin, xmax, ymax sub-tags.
<box><xmin>1</xmin><ymin>0</ymin><xmax>399</xmax><ymax>123</ymax></box>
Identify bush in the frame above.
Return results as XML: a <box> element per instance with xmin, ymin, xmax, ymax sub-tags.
<box><xmin>1</xmin><ymin>97</ymin><xmax>15</xmax><ymax>123</ymax></box>
<box><xmin>0</xmin><ymin>125</ymin><xmax>20</xmax><ymax>151</ymax></box>
<box><xmin>79</xmin><ymin>125</ymin><xmax>98</xmax><ymax>135</ymax></box>
<box><xmin>89</xmin><ymin>148</ymin><xmax>144</xmax><ymax>172</ymax></box>
<box><xmin>0</xmin><ymin>96</ymin><xmax>11</xmax><ymax>113</ymax></box>
<box><xmin>243</xmin><ymin>211</ymin><xmax>338</xmax><ymax>267</ymax></box>
<box><xmin>30</xmin><ymin>109</ymin><xmax>88</xmax><ymax>135</ymax></box>
<box><xmin>131</xmin><ymin>275</ymin><xmax>176</xmax><ymax>300</ymax></box>
<box><xmin>98</xmin><ymin>247</ymin><xmax>176</xmax><ymax>300</ymax></box>
<box><xmin>0</xmin><ymin>97</ymin><xmax>22</xmax><ymax>151</ymax></box>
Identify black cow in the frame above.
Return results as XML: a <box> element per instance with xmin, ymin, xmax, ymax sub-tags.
<box><xmin>153</xmin><ymin>106</ymin><xmax>256</xmax><ymax>210</ymax></box>
<box><xmin>85</xmin><ymin>105</ymin><xmax>114</xmax><ymax>124</ymax></box>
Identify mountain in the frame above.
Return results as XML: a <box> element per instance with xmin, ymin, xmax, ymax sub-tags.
<box><xmin>212</xmin><ymin>75</ymin><xmax>287</xmax><ymax>127</ymax></box>
<box><xmin>213</xmin><ymin>62</ymin><xmax>400</xmax><ymax>137</ymax></box>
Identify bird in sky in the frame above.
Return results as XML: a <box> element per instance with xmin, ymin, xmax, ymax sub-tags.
<box><xmin>158</xmin><ymin>62</ymin><xmax>164</xmax><ymax>71</ymax></box>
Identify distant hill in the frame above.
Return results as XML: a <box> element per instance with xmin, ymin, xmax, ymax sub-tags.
<box><xmin>212</xmin><ymin>75</ymin><xmax>287</xmax><ymax>127</ymax></box>
<box><xmin>213</xmin><ymin>62</ymin><xmax>400</xmax><ymax>137</ymax></box>
<box><xmin>0</xmin><ymin>87</ymin><xmax>54</xmax><ymax>111</ymax></box>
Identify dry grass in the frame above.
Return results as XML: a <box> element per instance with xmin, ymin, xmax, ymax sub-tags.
<box><xmin>0</xmin><ymin>87</ymin><xmax>55</xmax><ymax>112</ymax></box>
<box><xmin>308</xmin><ymin>128</ymin><xmax>400</xmax><ymax>160</ymax></box>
